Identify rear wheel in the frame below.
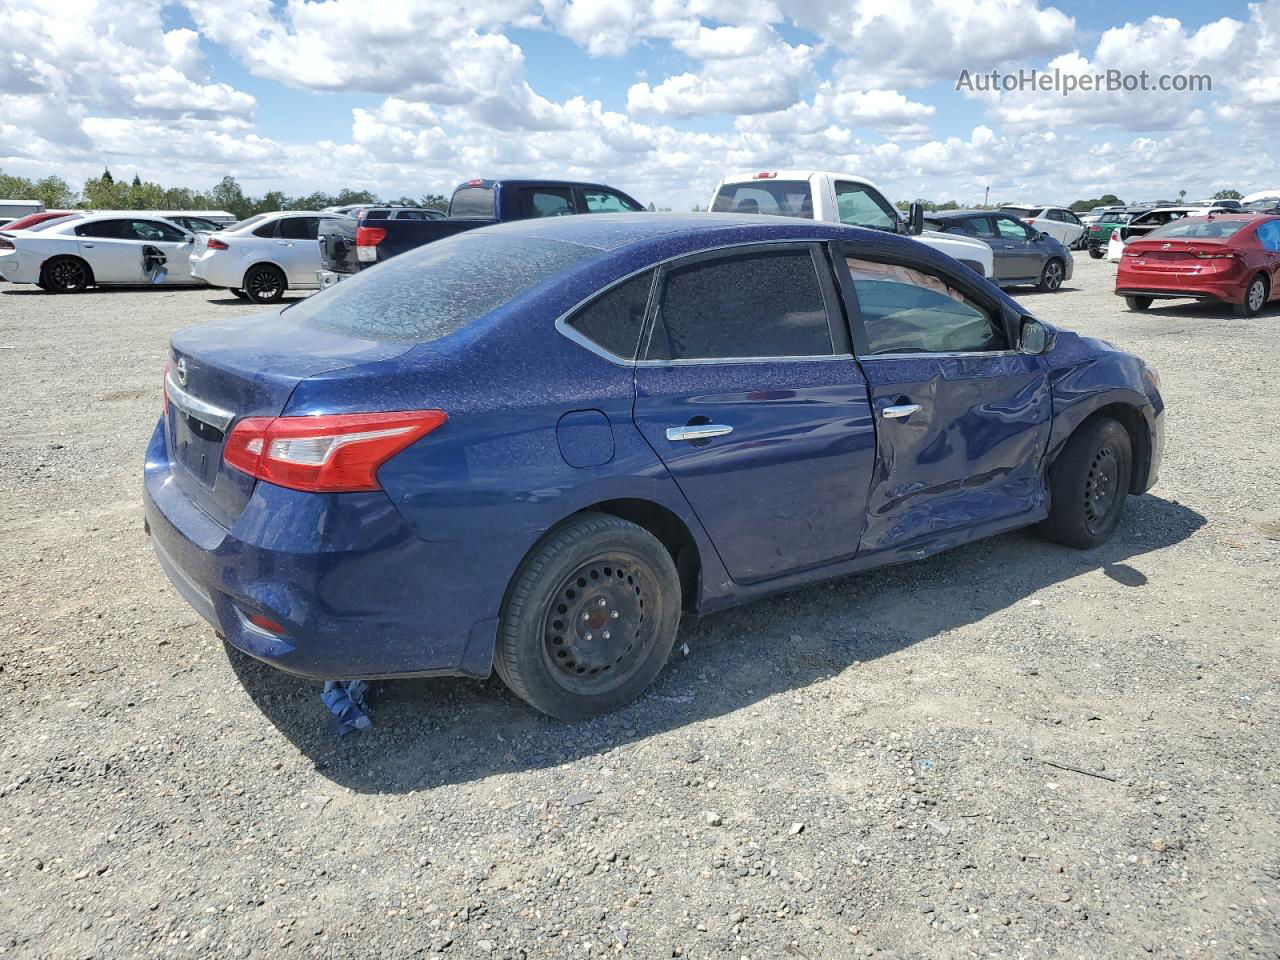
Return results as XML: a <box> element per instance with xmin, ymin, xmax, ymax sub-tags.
<box><xmin>1037</xmin><ymin>258</ymin><xmax>1064</xmax><ymax>292</ymax></box>
<box><xmin>495</xmin><ymin>513</ymin><xmax>681</xmax><ymax>719</ymax></box>
<box><xmin>1125</xmin><ymin>295</ymin><xmax>1152</xmax><ymax>311</ymax></box>
<box><xmin>1234</xmin><ymin>274</ymin><xmax>1268</xmax><ymax>317</ymax></box>
<box><xmin>1088</xmin><ymin>244</ymin><xmax>1104</xmax><ymax>260</ymax></box>
<box><xmin>40</xmin><ymin>256</ymin><xmax>91</xmax><ymax>293</ymax></box>
<box><xmin>243</xmin><ymin>264</ymin><xmax>285</xmax><ymax>303</ymax></box>
<box><xmin>1039</xmin><ymin>417</ymin><xmax>1133</xmax><ymax>549</ymax></box>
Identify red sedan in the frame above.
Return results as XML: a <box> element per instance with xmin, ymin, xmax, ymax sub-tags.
<box><xmin>0</xmin><ymin>210</ymin><xmax>77</xmax><ymax>232</ymax></box>
<box><xmin>1116</xmin><ymin>214</ymin><xmax>1280</xmax><ymax>317</ymax></box>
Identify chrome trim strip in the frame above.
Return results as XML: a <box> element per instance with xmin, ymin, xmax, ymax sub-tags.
<box><xmin>635</xmin><ymin>353</ymin><xmax>855</xmax><ymax>367</ymax></box>
<box><xmin>859</xmin><ymin>349</ymin><xmax>1021</xmax><ymax>361</ymax></box>
<box><xmin>165</xmin><ymin>373</ymin><xmax>235</xmax><ymax>431</ymax></box>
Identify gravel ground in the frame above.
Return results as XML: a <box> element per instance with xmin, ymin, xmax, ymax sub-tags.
<box><xmin>1</xmin><ymin>256</ymin><xmax>1277</xmax><ymax>960</ymax></box>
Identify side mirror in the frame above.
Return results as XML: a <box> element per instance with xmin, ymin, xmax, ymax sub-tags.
<box><xmin>907</xmin><ymin>202</ymin><xmax>924</xmax><ymax>236</ymax></box>
<box><xmin>1019</xmin><ymin>318</ymin><xmax>1051</xmax><ymax>355</ymax></box>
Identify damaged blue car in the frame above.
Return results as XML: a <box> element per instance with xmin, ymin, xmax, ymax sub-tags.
<box><xmin>144</xmin><ymin>214</ymin><xmax>1164</xmax><ymax>719</ymax></box>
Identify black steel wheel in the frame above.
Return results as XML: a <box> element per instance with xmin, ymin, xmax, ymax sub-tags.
<box><xmin>1039</xmin><ymin>417</ymin><xmax>1133</xmax><ymax>549</ymax></box>
<box><xmin>243</xmin><ymin>264</ymin><xmax>285</xmax><ymax>303</ymax></box>
<box><xmin>496</xmin><ymin>513</ymin><xmax>681</xmax><ymax>719</ymax></box>
<box><xmin>41</xmin><ymin>256</ymin><xmax>91</xmax><ymax>293</ymax></box>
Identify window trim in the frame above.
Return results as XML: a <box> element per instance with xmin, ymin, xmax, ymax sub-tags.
<box><xmin>557</xmin><ymin>267</ymin><xmax>658</xmax><ymax>363</ymax></box>
<box><xmin>638</xmin><ymin>241</ymin><xmax>848</xmax><ymax>366</ymax></box>
<box><xmin>830</xmin><ymin>240</ymin><xmax>1018</xmax><ymax>359</ymax></box>
<box><xmin>831</xmin><ymin>180</ymin><xmax>900</xmax><ymax>232</ymax></box>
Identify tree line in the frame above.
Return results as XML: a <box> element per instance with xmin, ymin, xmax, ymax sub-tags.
<box><xmin>0</xmin><ymin>168</ymin><xmax>448</xmax><ymax>219</ymax></box>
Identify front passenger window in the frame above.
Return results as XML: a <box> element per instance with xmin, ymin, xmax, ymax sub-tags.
<box><xmin>846</xmin><ymin>258</ymin><xmax>1006</xmax><ymax>355</ymax></box>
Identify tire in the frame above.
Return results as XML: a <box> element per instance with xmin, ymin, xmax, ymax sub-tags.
<box><xmin>1038</xmin><ymin>417</ymin><xmax>1133</xmax><ymax>549</ymax></box>
<box><xmin>231</xmin><ymin>288</ymin><xmax>249</xmax><ymax>300</ymax></box>
<box><xmin>1233</xmin><ymin>274</ymin><xmax>1268</xmax><ymax>318</ymax></box>
<box><xmin>1037</xmin><ymin>258</ymin><xmax>1065</xmax><ymax>292</ymax></box>
<box><xmin>495</xmin><ymin>512</ymin><xmax>681</xmax><ymax>719</ymax></box>
<box><xmin>242</xmin><ymin>264</ymin><xmax>286</xmax><ymax>303</ymax></box>
<box><xmin>1088</xmin><ymin>244</ymin><xmax>1104</xmax><ymax>260</ymax></box>
<box><xmin>40</xmin><ymin>256</ymin><xmax>92</xmax><ymax>293</ymax></box>
<box><xmin>1125</xmin><ymin>295</ymin><xmax>1152</xmax><ymax>311</ymax></box>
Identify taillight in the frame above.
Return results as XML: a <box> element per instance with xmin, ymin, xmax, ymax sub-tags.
<box><xmin>1194</xmin><ymin>251</ymin><xmax>1236</xmax><ymax>259</ymax></box>
<box><xmin>0</xmin><ymin>236</ymin><xmax>14</xmax><ymax>250</ymax></box>
<box><xmin>206</xmin><ymin>236</ymin><xmax>229</xmax><ymax>250</ymax></box>
<box><xmin>466</xmin><ymin>178</ymin><xmax>484</xmax><ymax>186</ymax></box>
<box><xmin>1111</xmin><ymin>229</ymin><xmax>1121</xmax><ymax>241</ymax></box>
<box><xmin>355</xmin><ymin>226</ymin><xmax>385</xmax><ymax>263</ymax></box>
<box><xmin>752</xmin><ymin>171</ymin><xmax>778</xmax><ymax>179</ymax></box>
<box><xmin>223</xmin><ymin>410</ymin><xmax>448</xmax><ymax>493</ymax></box>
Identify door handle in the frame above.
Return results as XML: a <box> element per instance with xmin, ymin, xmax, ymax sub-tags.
<box><xmin>666</xmin><ymin>424</ymin><xmax>733</xmax><ymax>442</ymax></box>
<box><xmin>881</xmin><ymin>403</ymin><xmax>922</xmax><ymax>419</ymax></box>
<box><xmin>82</xmin><ymin>243</ymin><xmax>94</xmax><ymax>248</ymax></box>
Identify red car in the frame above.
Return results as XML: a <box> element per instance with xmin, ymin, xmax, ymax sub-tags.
<box><xmin>1116</xmin><ymin>214</ymin><xmax>1280</xmax><ymax>317</ymax></box>
<box><xmin>0</xmin><ymin>210</ymin><xmax>77</xmax><ymax>232</ymax></box>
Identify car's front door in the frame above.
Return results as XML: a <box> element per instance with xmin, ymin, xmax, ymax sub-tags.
<box><xmin>992</xmin><ymin>216</ymin><xmax>1040</xmax><ymax>279</ymax></box>
<box><xmin>837</xmin><ymin>246</ymin><xmax>1052</xmax><ymax>554</ymax></box>
<box><xmin>275</xmin><ymin>216</ymin><xmax>321</xmax><ymax>286</ymax></box>
<box><xmin>632</xmin><ymin>243</ymin><xmax>877</xmax><ymax>584</ymax></box>
<box><xmin>128</xmin><ymin>219</ymin><xmax>194</xmax><ymax>283</ymax></box>
<box><xmin>1257</xmin><ymin>220</ymin><xmax>1280</xmax><ymax>296</ymax></box>
<box><xmin>74</xmin><ymin>219</ymin><xmax>145</xmax><ymax>283</ymax></box>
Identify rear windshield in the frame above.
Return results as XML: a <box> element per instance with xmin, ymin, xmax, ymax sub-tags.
<box><xmin>227</xmin><ymin>214</ymin><xmax>268</xmax><ymax>232</ymax></box>
<box><xmin>449</xmin><ymin>187</ymin><xmax>495</xmax><ymax>218</ymax></box>
<box><xmin>711</xmin><ymin>181</ymin><xmax>813</xmax><ymax>218</ymax></box>
<box><xmin>1000</xmin><ymin>206</ymin><xmax>1042</xmax><ymax>218</ymax></box>
<box><xmin>1146</xmin><ymin>219</ymin><xmax>1248</xmax><ymax>239</ymax></box>
<box><xmin>289</xmin><ymin>231</ymin><xmax>599</xmax><ymax>342</ymax></box>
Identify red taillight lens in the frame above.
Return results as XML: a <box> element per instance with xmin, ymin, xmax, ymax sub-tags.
<box><xmin>355</xmin><ymin>226</ymin><xmax>386</xmax><ymax>247</ymax></box>
<box><xmin>752</xmin><ymin>171</ymin><xmax>778</xmax><ymax>179</ymax></box>
<box><xmin>1194</xmin><ymin>251</ymin><xmax>1236</xmax><ymax>259</ymax></box>
<box><xmin>224</xmin><ymin>410</ymin><xmax>448</xmax><ymax>493</ymax></box>
<box><xmin>206</xmin><ymin>236</ymin><xmax>229</xmax><ymax>250</ymax></box>
<box><xmin>1111</xmin><ymin>229</ymin><xmax>1121</xmax><ymax>240</ymax></box>
<box><xmin>466</xmin><ymin>178</ymin><xmax>484</xmax><ymax>186</ymax></box>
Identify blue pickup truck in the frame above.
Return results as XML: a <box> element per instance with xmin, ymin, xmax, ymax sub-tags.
<box><xmin>316</xmin><ymin>178</ymin><xmax>645</xmax><ymax>284</ymax></box>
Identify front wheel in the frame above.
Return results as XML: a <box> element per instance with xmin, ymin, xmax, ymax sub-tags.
<box><xmin>1039</xmin><ymin>417</ymin><xmax>1133</xmax><ymax>549</ymax></box>
<box><xmin>1233</xmin><ymin>274</ymin><xmax>1268</xmax><ymax>317</ymax></box>
<box><xmin>243</xmin><ymin>264</ymin><xmax>286</xmax><ymax>303</ymax></box>
<box><xmin>1037</xmin><ymin>258</ymin><xmax>1064</xmax><ymax>292</ymax></box>
<box><xmin>495</xmin><ymin>513</ymin><xmax>681</xmax><ymax>719</ymax></box>
<box><xmin>1125</xmin><ymin>295</ymin><xmax>1152</xmax><ymax>311</ymax></box>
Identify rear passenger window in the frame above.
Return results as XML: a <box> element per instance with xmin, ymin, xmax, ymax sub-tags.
<box><xmin>522</xmin><ymin>189</ymin><xmax>575</xmax><ymax>218</ymax></box>
<box><xmin>846</xmin><ymin>258</ymin><xmax>1005</xmax><ymax>355</ymax></box>
<box><xmin>253</xmin><ymin>220</ymin><xmax>278</xmax><ymax>238</ymax></box>
<box><xmin>74</xmin><ymin>219</ymin><xmax>129</xmax><ymax>239</ymax></box>
<box><xmin>567</xmin><ymin>271</ymin><xmax>653</xmax><ymax>359</ymax></box>
<box><xmin>646</xmin><ymin>249</ymin><xmax>832</xmax><ymax>361</ymax></box>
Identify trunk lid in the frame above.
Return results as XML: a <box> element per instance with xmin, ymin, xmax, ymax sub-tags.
<box><xmin>165</xmin><ymin>309</ymin><xmax>415</xmax><ymax>527</ymax></box>
<box><xmin>1123</xmin><ymin>237</ymin><xmax>1234</xmax><ymax>272</ymax></box>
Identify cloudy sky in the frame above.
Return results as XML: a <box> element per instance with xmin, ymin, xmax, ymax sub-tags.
<box><xmin>1</xmin><ymin>0</ymin><xmax>1277</xmax><ymax>209</ymax></box>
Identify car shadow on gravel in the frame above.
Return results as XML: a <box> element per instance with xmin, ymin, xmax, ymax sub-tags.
<box><xmin>226</xmin><ymin>494</ymin><xmax>1205</xmax><ymax>794</ymax></box>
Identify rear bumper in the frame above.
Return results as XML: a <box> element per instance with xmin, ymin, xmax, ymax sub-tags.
<box><xmin>0</xmin><ymin>250</ymin><xmax>38</xmax><ymax>284</ymax></box>
<box><xmin>142</xmin><ymin>420</ymin><xmax>499</xmax><ymax>680</ymax></box>
<box><xmin>189</xmin><ymin>253</ymin><xmax>244</xmax><ymax>290</ymax></box>
<box><xmin>1115</xmin><ymin>284</ymin><xmax>1243</xmax><ymax>304</ymax></box>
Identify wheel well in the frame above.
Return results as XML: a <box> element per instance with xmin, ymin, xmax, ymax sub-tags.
<box><xmin>585</xmin><ymin>499</ymin><xmax>701</xmax><ymax>611</ymax></box>
<box><xmin>1077</xmin><ymin>403</ymin><xmax>1151</xmax><ymax>494</ymax></box>
<box><xmin>242</xmin><ymin>261</ymin><xmax>285</xmax><ymax>287</ymax></box>
<box><xmin>42</xmin><ymin>254</ymin><xmax>95</xmax><ymax>286</ymax></box>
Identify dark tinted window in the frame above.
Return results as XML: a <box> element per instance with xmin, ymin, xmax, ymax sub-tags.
<box><xmin>364</xmin><ymin>209</ymin><xmax>391</xmax><ymax>219</ymax></box>
<box><xmin>182</xmin><ymin>217</ymin><xmax>221</xmax><ymax>232</ymax></box>
<box><xmin>567</xmin><ymin>271</ymin><xmax>652</xmax><ymax>358</ymax></box>
<box><xmin>290</xmin><ymin>232</ymin><xmax>598</xmax><ymax>342</ymax></box>
<box><xmin>130</xmin><ymin>219</ymin><xmax>187</xmax><ymax>242</ymax></box>
<box><xmin>279</xmin><ymin>217</ymin><xmax>320</xmax><ymax>240</ymax></box>
<box><xmin>964</xmin><ymin>217</ymin><xmax>997</xmax><ymax>238</ymax></box>
<box><xmin>449</xmin><ymin>187</ymin><xmax>495</xmax><ymax>218</ymax></box>
<box><xmin>252</xmin><ymin>220</ymin><xmax>278</xmax><ymax>238</ymax></box>
<box><xmin>647</xmin><ymin>249</ymin><xmax>832</xmax><ymax>361</ymax></box>
<box><xmin>74</xmin><ymin>219</ymin><xmax>130</xmax><ymax>238</ymax></box>
<box><xmin>711</xmin><ymin>181</ymin><xmax>812</xmax><ymax>218</ymax></box>
<box><xmin>845</xmin><ymin>258</ymin><xmax>1005</xmax><ymax>355</ymax></box>
<box><xmin>522</xmin><ymin>188</ymin><xmax>575</xmax><ymax>218</ymax></box>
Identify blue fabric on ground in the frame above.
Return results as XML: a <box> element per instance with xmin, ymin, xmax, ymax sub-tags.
<box><xmin>321</xmin><ymin>680</ymin><xmax>372</xmax><ymax>735</ymax></box>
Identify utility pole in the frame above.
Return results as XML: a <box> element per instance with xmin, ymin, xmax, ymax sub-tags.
<box><xmin>984</xmin><ymin>186</ymin><xmax>990</xmax><ymax>208</ymax></box>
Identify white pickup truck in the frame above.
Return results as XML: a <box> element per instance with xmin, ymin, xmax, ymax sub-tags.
<box><xmin>709</xmin><ymin>171</ymin><xmax>995</xmax><ymax>278</ymax></box>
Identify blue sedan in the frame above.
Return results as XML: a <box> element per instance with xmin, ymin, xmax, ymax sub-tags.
<box><xmin>144</xmin><ymin>214</ymin><xmax>1164</xmax><ymax>718</ymax></box>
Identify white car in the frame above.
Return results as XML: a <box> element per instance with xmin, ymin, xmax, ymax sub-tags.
<box><xmin>0</xmin><ymin>212</ymin><xmax>198</xmax><ymax>292</ymax></box>
<box><xmin>189</xmin><ymin>211</ymin><xmax>336</xmax><ymax>303</ymax></box>
<box><xmin>709</xmin><ymin>171</ymin><xmax>995</xmax><ymax>278</ymax></box>
<box><xmin>998</xmin><ymin>204</ymin><xmax>1086</xmax><ymax>248</ymax></box>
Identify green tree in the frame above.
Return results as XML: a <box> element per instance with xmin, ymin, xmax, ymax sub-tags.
<box><xmin>252</xmin><ymin>190</ymin><xmax>288</xmax><ymax>215</ymax></box>
<box><xmin>33</xmin><ymin>175</ymin><xmax>76</xmax><ymax>208</ymax></box>
<box><xmin>1213</xmin><ymin>188</ymin><xmax>1243</xmax><ymax>200</ymax></box>
<box><xmin>420</xmin><ymin>193</ymin><xmax>449</xmax><ymax>211</ymax></box>
<box><xmin>1070</xmin><ymin>194</ymin><xmax>1123</xmax><ymax>212</ymax></box>
<box><xmin>208</xmin><ymin>176</ymin><xmax>252</xmax><ymax>219</ymax></box>
<box><xmin>81</xmin><ymin>171</ymin><xmax>130</xmax><ymax>209</ymax></box>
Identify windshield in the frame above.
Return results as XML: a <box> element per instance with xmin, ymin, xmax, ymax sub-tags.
<box><xmin>290</xmin><ymin>230</ymin><xmax>600</xmax><ymax>342</ymax></box>
<box><xmin>712</xmin><ymin>181</ymin><xmax>813</xmax><ymax>218</ymax></box>
<box><xmin>1146</xmin><ymin>219</ymin><xmax>1249</xmax><ymax>240</ymax></box>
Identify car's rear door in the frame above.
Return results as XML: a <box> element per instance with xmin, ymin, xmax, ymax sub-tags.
<box><xmin>836</xmin><ymin>244</ymin><xmax>1051</xmax><ymax>554</ymax></box>
<box><xmin>631</xmin><ymin>242</ymin><xmax>877</xmax><ymax>584</ymax></box>
<box><xmin>74</xmin><ymin>219</ymin><xmax>145</xmax><ymax>283</ymax></box>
